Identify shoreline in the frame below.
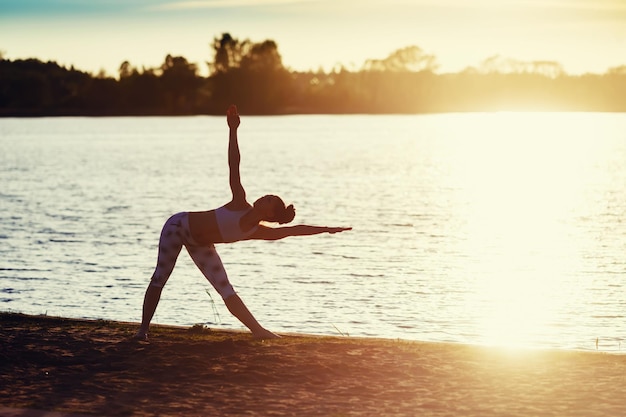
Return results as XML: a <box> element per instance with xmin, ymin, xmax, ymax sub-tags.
<box><xmin>3</xmin><ymin>309</ymin><xmax>622</xmax><ymax>354</ymax></box>
<box><xmin>2</xmin><ymin>312</ymin><xmax>626</xmax><ymax>416</ymax></box>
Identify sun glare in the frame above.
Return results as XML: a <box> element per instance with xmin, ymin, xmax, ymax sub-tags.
<box><xmin>448</xmin><ymin>113</ymin><xmax>599</xmax><ymax>348</ymax></box>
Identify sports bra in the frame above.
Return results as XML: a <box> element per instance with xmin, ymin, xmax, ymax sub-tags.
<box><xmin>214</xmin><ymin>205</ymin><xmax>258</xmax><ymax>243</ymax></box>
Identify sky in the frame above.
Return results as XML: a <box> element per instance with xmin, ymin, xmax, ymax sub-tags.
<box><xmin>1</xmin><ymin>0</ymin><xmax>625</xmax><ymax>77</ymax></box>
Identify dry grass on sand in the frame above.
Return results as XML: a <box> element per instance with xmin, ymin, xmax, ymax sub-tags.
<box><xmin>1</xmin><ymin>312</ymin><xmax>625</xmax><ymax>416</ymax></box>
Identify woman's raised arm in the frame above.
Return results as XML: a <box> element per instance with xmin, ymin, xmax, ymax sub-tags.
<box><xmin>226</xmin><ymin>105</ymin><xmax>247</xmax><ymax>206</ymax></box>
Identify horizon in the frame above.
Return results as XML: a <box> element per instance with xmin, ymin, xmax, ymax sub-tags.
<box><xmin>1</xmin><ymin>0</ymin><xmax>626</xmax><ymax>77</ymax></box>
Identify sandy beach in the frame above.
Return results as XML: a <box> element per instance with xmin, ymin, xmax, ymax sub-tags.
<box><xmin>1</xmin><ymin>312</ymin><xmax>625</xmax><ymax>417</ymax></box>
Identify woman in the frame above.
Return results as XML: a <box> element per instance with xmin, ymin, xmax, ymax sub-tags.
<box><xmin>136</xmin><ymin>105</ymin><xmax>351</xmax><ymax>340</ymax></box>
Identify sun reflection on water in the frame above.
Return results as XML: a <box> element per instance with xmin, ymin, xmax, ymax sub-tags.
<box><xmin>447</xmin><ymin>112</ymin><xmax>612</xmax><ymax>348</ymax></box>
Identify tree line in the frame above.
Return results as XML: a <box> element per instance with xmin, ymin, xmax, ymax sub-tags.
<box><xmin>1</xmin><ymin>33</ymin><xmax>625</xmax><ymax>116</ymax></box>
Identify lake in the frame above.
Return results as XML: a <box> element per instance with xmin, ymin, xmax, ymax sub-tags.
<box><xmin>1</xmin><ymin>112</ymin><xmax>625</xmax><ymax>351</ymax></box>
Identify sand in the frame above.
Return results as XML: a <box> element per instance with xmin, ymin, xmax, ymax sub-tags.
<box><xmin>1</xmin><ymin>312</ymin><xmax>625</xmax><ymax>417</ymax></box>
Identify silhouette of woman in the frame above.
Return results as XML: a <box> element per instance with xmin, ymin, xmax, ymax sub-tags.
<box><xmin>136</xmin><ymin>105</ymin><xmax>351</xmax><ymax>340</ymax></box>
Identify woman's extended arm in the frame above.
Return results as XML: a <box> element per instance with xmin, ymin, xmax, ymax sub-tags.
<box><xmin>226</xmin><ymin>105</ymin><xmax>247</xmax><ymax>206</ymax></box>
<box><xmin>249</xmin><ymin>224</ymin><xmax>352</xmax><ymax>241</ymax></box>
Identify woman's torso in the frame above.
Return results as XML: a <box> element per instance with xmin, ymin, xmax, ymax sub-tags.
<box><xmin>188</xmin><ymin>210</ymin><xmax>222</xmax><ymax>244</ymax></box>
<box><xmin>188</xmin><ymin>204</ymin><xmax>258</xmax><ymax>245</ymax></box>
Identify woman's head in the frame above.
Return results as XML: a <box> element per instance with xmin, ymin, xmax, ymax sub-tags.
<box><xmin>253</xmin><ymin>195</ymin><xmax>295</xmax><ymax>224</ymax></box>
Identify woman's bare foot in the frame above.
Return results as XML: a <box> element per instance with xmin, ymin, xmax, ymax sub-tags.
<box><xmin>253</xmin><ymin>328</ymin><xmax>281</xmax><ymax>340</ymax></box>
<box><xmin>133</xmin><ymin>330</ymin><xmax>149</xmax><ymax>341</ymax></box>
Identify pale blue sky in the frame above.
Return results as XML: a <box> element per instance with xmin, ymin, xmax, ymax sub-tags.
<box><xmin>1</xmin><ymin>0</ymin><xmax>625</xmax><ymax>77</ymax></box>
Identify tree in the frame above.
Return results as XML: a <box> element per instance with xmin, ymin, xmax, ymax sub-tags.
<box><xmin>479</xmin><ymin>55</ymin><xmax>521</xmax><ymax>74</ymax></box>
<box><xmin>208</xmin><ymin>36</ymin><xmax>292</xmax><ymax>113</ymax></box>
<box><xmin>240</xmin><ymin>40</ymin><xmax>283</xmax><ymax>72</ymax></box>
<box><xmin>478</xmin><ymin>55</ymin><xmax>564</xmax><ymax>78</ymax></box>
<box><xmin>119</xmin><ymin>60</ymin><xmax>135</xmax><ymax>79</ymax></box>
<box><xmin>160</xmin><ymin>54</ymin><xmax>201</xmax><ymax>114</ymax></box>
<box><xmin>528</xmin><ymin>61</ymin><xmax>564</xmax><ymax>79</ymax></box>
<box><xmin>363</xmin><ymin>46</ymin><xmax>439</xmax><ymax>72</ymax></box>
<box><xmin>606</xmin><ymin>65</ymin><xmax>626</xmax><ymax>75</ymax></box>
<box><xmin>209</xmin><ymin>33</ymin><xmax>250</xmax><ymax>74</ymax></box>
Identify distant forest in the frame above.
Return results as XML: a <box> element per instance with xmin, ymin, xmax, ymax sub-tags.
<box><xmin>2</xmin><ymin>33</ymin><xmax>626</xmax><ymax>116</ymax></box>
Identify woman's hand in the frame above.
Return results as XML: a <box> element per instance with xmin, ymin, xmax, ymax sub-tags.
<box><xmin>227</xmin><ymin>104</ymin><xmax>240</xmax><ymax>129</ymax></box>
<box><xmin>327</xmin><ymin>227</ymin><xmax>352</xmax><ymax>234</ymax></box>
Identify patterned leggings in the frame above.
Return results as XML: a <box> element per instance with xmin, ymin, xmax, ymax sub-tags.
<box><xmin>149</xmin><ymin>212</ymin><xmax>236</xmax><ymax>299</ymax></box>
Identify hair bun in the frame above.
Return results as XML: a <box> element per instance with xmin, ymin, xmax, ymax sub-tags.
<box><xmin>279</xmin><ymin>204</ymin><xmax>296</xmax><ymax>224</ymax></box>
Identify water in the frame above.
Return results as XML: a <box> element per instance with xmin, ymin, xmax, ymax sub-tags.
<box><xmin>1</xmin><ymin>113</ymin><xmax>625</xmax><ymax>352</ymax></box>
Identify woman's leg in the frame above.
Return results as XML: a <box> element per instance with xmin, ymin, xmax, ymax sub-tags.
<box><xmin>223</xmin><ymin>293</ymin><xmax>280</xmax><ymax>339</ymax></box>
<box><xmin>137</xmin><ymin>285</ymin><xmax>163</xmax><ymax>338</ymax></box>
<box><xmin>186</xmin><ymin>244</ymin><xmax>279</xmax><ymax>339</ymax></box>
<box><xmin>136</xmin><ymin>213</ymin><xmax>185</xmax><ymax>339</ymax></box>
